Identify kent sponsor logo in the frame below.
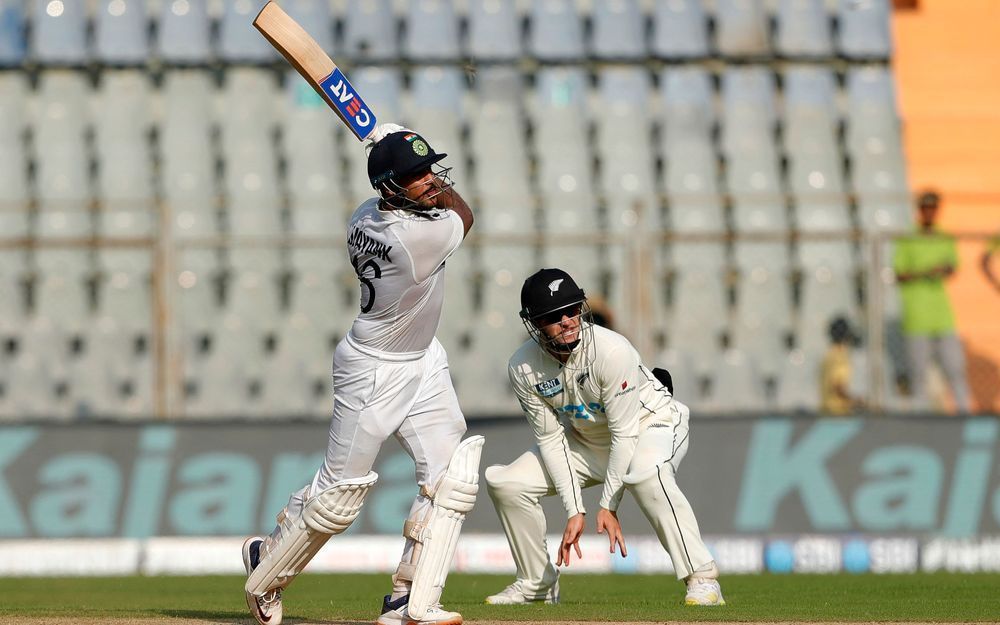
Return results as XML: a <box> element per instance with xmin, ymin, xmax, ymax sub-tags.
<box><xmin>535</xmin><ymin>378</ymin><xmax>563</xmax><ymax>398</ymax></box>
<box><xmin>320</xmin><ymin>68</ymin><xmax>375</xmax><ymax>138</ymax></box>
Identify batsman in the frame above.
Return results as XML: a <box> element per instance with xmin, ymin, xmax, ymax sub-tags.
<box><xmin>484</xmin><ymin>268</ymin><xmax>724</xmax><ymax>607</ymax></box>
<box><xmin>241</xmin><ymin>124</ymin><xmax>482</xmax><ymax>625</ymax></box>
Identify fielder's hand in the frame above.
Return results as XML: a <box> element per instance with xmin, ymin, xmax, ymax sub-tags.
<box><xmin>596</xmin><ymin>508</ymin><xmax>627</xmax><ymax>558</ymax></box>
<box><xmin>556</xmin><ymin>513</ymin><xmax>586</xmax><ymax>567</ymax></box>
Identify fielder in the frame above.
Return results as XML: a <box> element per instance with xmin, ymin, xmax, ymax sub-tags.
<box><xmin>484</xmin><ymin>268</ymin><xmax>724</xmax><ymax>607</ymax></box>
<box><xmin>242</xmin><ymin>125</ymin><xmax>483</xmax><ymax>625</ymax></box>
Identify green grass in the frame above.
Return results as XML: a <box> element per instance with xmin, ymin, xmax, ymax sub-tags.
<box><xmin>4</xmin><ymin>573</ymin><xmax>999</xmax><ymax>622</ymax></box>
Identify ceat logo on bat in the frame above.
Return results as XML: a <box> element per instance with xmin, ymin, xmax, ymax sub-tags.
<box><xmin>320</xmin><ymin>68</ymin><xmax>376</xmax><ymax>139</ymax></box>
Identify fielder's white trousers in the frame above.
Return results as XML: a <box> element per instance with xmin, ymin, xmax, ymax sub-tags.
<box><xmin>273</xmin><ymin>334</ymin><xmax>467</xmax><ymax>566</ymax></box>
<box><xmin>485</xmin><ymin>401</ymin><xmax>714</xmax><ymax>592</ymax></box>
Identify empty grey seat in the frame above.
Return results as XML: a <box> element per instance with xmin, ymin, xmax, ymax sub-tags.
<box><xmin>469</xmin><ymin>68</ymin><xmax>530</xmax><ymax>199</ymax></box>
<box><xmin>0</xmin><ymin>250</ymin><xmax>27</xmax><ymax>335</ymax></box>
<box><xmin>774</xmin><ymin>348</ymin><xmax>820</xmax><ymax>411</ymax></box>
<box><xmin>478</xmin><ymin>192</ymin><xmax>537</xmax><ymax>234</ymax></box>
<box><xmin>727</xmin><ymin>150</ymin><xmax>786</xmax><ymax>232</ymax></box>
<box><xmin>837</xmin><ymin>0</ymin><xmax>891</xmax><ymax>59</ymax></box>
<box><xmin>845</xmin><ymin>66</ymin><xmax>899</xmax><ymax>152</ymax></box>
<box><xmin>94</xmin><ymin>0</ymin><xmax>148</xmax><ymax>63</ymax></box>
<box><xmin>34</xmin><ymin>72</ymin><xmax>93</xmax><ymax>237</ymax></box>
<box><xmin>160</xmin><ymin>70</ymin><xmax>218</xmax><ymax>237</ymax></box>
<box><xmin>282</xmin><ymin>0</ymin><xmax>334</xmax><ymax>54</ymax></box>
<box><xmin>796</xmin><ymin>198</ymin><xmax>852</xmax><ymax>233</ymax></box>
<box><xmin>94</xmin><ymin>71</ymin><xmax>154</xmax><ymax>237</ymax></box>
<box><xmin>788</xmin><ymin>148</ymin><xmax>846</xmax><ymax>197</ymax></box>
<box><xmin>219</xmin><ymin>0</ymin><xmax>276</xmax><ymax>62</ymax></box>
<box><xmin>528</xmin><ymin>0</ymin><xmax>584</xmax><ymax>61</ymax></box>
<box><xmin>703</xmin><ymin>348</ymin><xmax>769</xmax><ymax>412</ymax></box>
<box><xmin>775</xmin><ymin>0</ymin><xmax>833</xmax><ymax>58</ymax></box>
<box><xmin>533</xmin><ymin>66</ymin><xmax>588</xmax><ymax>117</ymax></box>
<box><xmin>156</xmin><ymin>0</ymin><xmax>211</xmax><ymax>63</ymax></box>
<box><xmin>409</xmin><ymin>66</ymin><xmax>465</xmax><ymax>116</ymax></box>
<box><xmin>31</xmin><ymin>0</ymin><xmax>87</xmax><ymax>64</ymax></box>
<box><xmin>664</xmin><ymin>140</ymin><xmax>724</xmax><ymax>233</ymax></box>
<box><xmin>796</xmin><ymin>240</ymin><xmax>858</xmax><ymax>353</ymax></box>
<box><xmin>350</xmin><ymin>66</ymin><xmax>403</xmax><ymax>122</ymax></box>
<box><xmin>659</xmin><ymin>66</ymin><xmax>716</xmax><ymax>144</ymax></box>
<box><xmin>714</xmin><ymin>0</ymin><xmax>770</xmax><ymax>58</ymax></box>
<box><xmin>0</xmin><ymin>74</ymin><xmax>28</xmax><ymax>228</ymax></box>
<box><xmin>466</xmin><ymin>0</ymin><xmax>520</xmax><ymax>61</ymax></box>
<box><xmin>669</xmin><ymin>269</ymin><xmax>728</xmax><ymax>375</ymax></box>
<box><xmin>733</xmin><ymin>242</ymin><xmax>792</xmax><ymax>375</ymax></box>
<box><xmin>783</xmin><ymin>64</ymin><xmax>838</xmax><ymax>121</ymax></box>
<box><xmin>403</xmin><ymin>0</ymin><xmax>460</xmax><ymax>60</ymax></box>
<box><xmin>342</xmin><ymin>0</ymin><xmax>398</xmax><ymax>61</ymax></box>
<box><xmin>851</xmin><ymin>149</ymin><xmax>908</xmax><ymax>196</ymax></box>
<box><xmin>721</xmin><ymin>66</ymin><xmax>777</xmax><ymax>156</ymax></box>
<box><xmin>0</xmin><ymin>0</ymin><xmax>27</xmax><ymax>65</ymax></box>
<box><xmin>591</xmin><ymin>0</ymin><xmax>645</xmax><ymax>60</ymax></box>
<box><xmin>652</xmin><ymin>0</ymin><xmax>708</xmax><ymax>59</ymax></box>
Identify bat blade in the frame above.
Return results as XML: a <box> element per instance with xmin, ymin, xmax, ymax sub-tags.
<box><xmin>253</xmin><ymin>1</ymin><xmax>377</xmax><ymax>141</ymax></box>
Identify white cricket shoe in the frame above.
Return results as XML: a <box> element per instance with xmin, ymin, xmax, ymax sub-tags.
<box><xmin>684</xmin><ymin>578</ymin><xmax>725</xmax><ymax>606</ymax></box>
<box><xmin>376</xmin><ymin>594</ymin><xmax>463</xmax><ymax>625</ymax></box>
<box><xmin>242</xmin><ymin>536</ymin><xmax>284</xmax><ymax>625</ymax></box>
<box><xmin>485</xmin><ymin>579</ymin><xmax>560</xmax><ymax>605</ymax></box>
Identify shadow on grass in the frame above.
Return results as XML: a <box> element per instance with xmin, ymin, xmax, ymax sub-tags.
<box><xmin>154</xmin><ymin>610</ymin><xmax>370</xmax><ymax>625</ymax></box>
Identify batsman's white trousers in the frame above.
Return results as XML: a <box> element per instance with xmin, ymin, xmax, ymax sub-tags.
<box><xmin>273</xmin><ymin>334</ymin><xmax>467</xmax><ymax>566</ymax></box>
<box><xmin>485</xmin><ymin>401</ymin><xmax>714</xmax><ymax>592</ymax></box>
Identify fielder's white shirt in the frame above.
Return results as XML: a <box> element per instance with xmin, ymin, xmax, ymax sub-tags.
<box><xmin>508</xmin><ymin>324</ymin><xmax>674</xmax><ymax>515</ymax></box>
<box><xmin>347</xmin><ymin>198</ymin><xmax>464</xmax><ymax>353</ymax></box>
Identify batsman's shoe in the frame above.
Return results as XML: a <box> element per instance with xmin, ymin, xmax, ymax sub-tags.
<box><xmin>242</xmin><ymin>536</ymin><xmax>284</xmax><ymax>625</ymax></box>
<box><xmin>376</xmin><ymin>593</ymin><xmax>463</xmax><ymax>625</ymax></box>
<box><xmin>484</xmin><ymin>579</ymin><xmax>560</xmax><ymax>605</ymax></box>
<box><xmin>684</xmin><ymin>578</ymin><xmax>725</xmax><ymax>606</ymax></box>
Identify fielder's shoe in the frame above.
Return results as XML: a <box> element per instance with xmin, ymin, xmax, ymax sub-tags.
<box><xmin>242</xmin><ymin>536</ymin><xmax>284</xmax><ymax>625</ymax></box>
<box><xmin>684</xmin><ymin>578</ymin><xmax>725</xmax><ymax>606</ymax></box>
<box><xmin>376</xmin><ymin>593</ymin><xmax>463</xmax><ymax>625</ymax></box>
<box><xmin>484</xmin><ymin>578</ymin><xmax>560</xmax><ymax>605</ymax></box>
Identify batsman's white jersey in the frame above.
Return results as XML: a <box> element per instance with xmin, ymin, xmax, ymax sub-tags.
<box><xmin>347</xmin><ymin>197</ymin><xmax>465</xmax><ymax>353</ymax></box>
<box><xmin>268</xmin><ymin>197</ymin><xmax>468</xmax><ymax>592</ymax></box>
<box><xmin>488</xmin><ymin>324</ymin><xmax>716</xmax><ymax>593</ymax></box>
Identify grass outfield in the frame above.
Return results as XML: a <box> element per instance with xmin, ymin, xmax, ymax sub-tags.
<box><xmin>4</xmin><ymin>573</ymin><xmax>999</xmax><ymax>622</ymax></box>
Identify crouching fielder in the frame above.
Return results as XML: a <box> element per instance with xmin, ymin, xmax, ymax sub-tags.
<box><xmin>484</xmin><ymin>268</ymin><xmax>724</xmax><ymax>607</ymax></box>
<box><xmin>242</xmin><ymin>125</ymin><xmax>484</xmax><ymax>625</ymax></box>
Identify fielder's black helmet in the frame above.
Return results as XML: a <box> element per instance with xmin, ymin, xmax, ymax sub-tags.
<box><xmin>367</xmin><ymin>131</ymin><xmax>447</xmax><ymax>189</ymax></box>
<box><xmin>519</xmin><ymin>268</ymin><xmax>587</xmax><ymax>323</ymax></box>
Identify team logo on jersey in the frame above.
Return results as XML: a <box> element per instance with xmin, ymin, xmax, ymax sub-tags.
<box><xmin>535</xmin><ymin>377</ymin><xmax>563</xmax><ymax>397</ymax></box>
<box><xmin>548</xmin><ymin>279</ymin><xmax>564</xmax><ymax>295</ymax></box>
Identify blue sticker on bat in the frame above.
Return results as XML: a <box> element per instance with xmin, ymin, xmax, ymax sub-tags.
<box><xmin>320</xmin><ymin>68</ymin><xmax>376</xmax><ymax>140</ymax></box>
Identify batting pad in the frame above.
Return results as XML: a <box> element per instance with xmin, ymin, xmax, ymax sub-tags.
<box><xmin>405</xmin><ymin>435</ymin><xmax>485</xmax><ymax>619</ymax></box>
<box><xmin>246</xmin><ymin>471</ymin><xmax>378</xmax><ymax>596</ymax></box>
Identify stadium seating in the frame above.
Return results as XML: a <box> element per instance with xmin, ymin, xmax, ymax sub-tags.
<box><xmin>94</xmin><ymin>0</ymin><xmax>149</xmax><ymax>64</ymax></box>
<box><xmin>466</xmin><ymin>0</ymin><xmax>521</xmax><ymax>62</ymax></box>
<box><xmin>652</xmin><ymin>0</ymin><xmax>709</xmax><ymax>59</ymax></box>
<box><xmin>155</xmin><ymin>0</ymin><xmax>212</xmax><ymax>63</ymax></box>
<box><xmin>31</xmin><ymin>0</ymin><xmax>88</xmax><ymax>64</ymax></box>
<box><xmin>0</xmin><ymin>0</ymin><xmax>918</xmax><ymax>418</ymax></box>
<box><xmin>0</xmin><ymin>0</ymin><xmax>27</xmax><ymax>65</ymax></box>
<box><xmin>342</xmin><ymin>0</ymin><xmax>398</xmax><ymax>61</ymax></box>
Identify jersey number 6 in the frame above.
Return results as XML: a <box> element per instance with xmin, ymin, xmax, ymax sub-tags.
<box><xmin>352</xmin><ymin>255</ymin><xmax>382</xmax><ymax>313</ymax></box>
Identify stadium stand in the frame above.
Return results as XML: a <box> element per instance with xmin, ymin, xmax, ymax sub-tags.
<box><xmin>0</xmin><ymin>0</ymin><xmax>935</xmax><ymax>418</ymax></box>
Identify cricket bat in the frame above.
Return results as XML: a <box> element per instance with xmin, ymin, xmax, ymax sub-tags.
<box><xmin>253</xmin><ymin>1</ymin><xmax>377</xmax><ymax>141</ymax></box>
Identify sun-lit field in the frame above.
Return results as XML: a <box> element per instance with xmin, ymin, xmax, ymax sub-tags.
<box><xmin>4</xmin><ymin>572</ymin><xmax>1000</xmax><ymax>623</ymax></box>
